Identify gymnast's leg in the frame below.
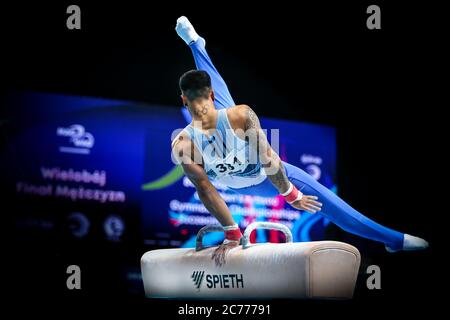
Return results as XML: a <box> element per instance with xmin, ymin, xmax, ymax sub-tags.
<box><xmin>282</xmin><ymin>162</ymin><xmax>428</xmax><ymax>252</ymax></box>
<box><xmin>176</xmin><ymin>16</ymin><xmax>236</xmax><ymax>110</ymax></box>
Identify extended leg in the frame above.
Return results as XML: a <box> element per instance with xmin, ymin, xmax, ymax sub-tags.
<box><xmin>176</xmin><ymin>16</ymin><xmax>235</xmax><ymax>110</ymax></box>
<box><xmin>282</xmin><ymin>162</ymin><xmax>428</xmax><ymax>251</ymax></box>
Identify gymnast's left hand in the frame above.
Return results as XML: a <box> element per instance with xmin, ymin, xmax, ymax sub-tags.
<box><xmin>290</xmin><ymin>195</ymin><xmax>323</xmax><ymax>214</ymax></box>
<box><xmin>212</xmin><ymin>241</ymin><xmax>239</xmax><ymax>267</ymax></box>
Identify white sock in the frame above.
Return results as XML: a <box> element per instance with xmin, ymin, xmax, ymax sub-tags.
<box><xmin>403</xmin><ymin>234</ymin><xmax>429</xmax><ymax>251</ymax></box>
<box><xmin>386</xmin><ymin>234</ymin><xmax>429</xmax><ymax>252</ymax></box>
<box><xmin>175</xmin><ymin>16</ymin><xmax>200</xmax><ymax>45</ymax></box>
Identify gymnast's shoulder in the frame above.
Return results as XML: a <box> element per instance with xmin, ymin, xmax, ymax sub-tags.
<box><xmin>171</xmin><ymin>129</ymin><xmax>192</xmax><ymax>157</ymax></box>
<box><xmin>226</xmin><ymin>104</ymin><xmax>255</xmax><ymax>130</ymax></box>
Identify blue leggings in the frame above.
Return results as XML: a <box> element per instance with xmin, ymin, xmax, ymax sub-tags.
<box><xmin>187</xmin><ymin>38</ymin><xmax>404</xmax><ymax>250</ymax></box>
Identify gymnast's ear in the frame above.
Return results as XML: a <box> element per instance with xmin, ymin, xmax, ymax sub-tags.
<box><xmin>210</xmin><ymin>89</ymin><xmax>215</xmax><ymax>102</ymax></box>
<box><xmin>181</xmin><ymin>94</ymin><xmax>188</xmax><ymax>107</ymax></box>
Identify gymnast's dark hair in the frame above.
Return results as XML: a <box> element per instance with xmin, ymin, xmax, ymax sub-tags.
<box><xmin>179</xmin><ymin>70</ymin><xmax>212</xmax><ymax>101</ymax></box>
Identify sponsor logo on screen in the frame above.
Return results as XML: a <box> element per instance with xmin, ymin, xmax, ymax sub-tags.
<box><xmin>67</xmin><ymin>212</ymin><xmax>90</xmax><ymax>238</ymax></box>
<box><xmin>191</xmin><ymin>271</ymin><xmax>244</xmax><ymax>290</ymax></box>
<box><xmin>57</xmin><ymin>124</ymin><xmax>95</xmax><ymax>155</ymax></box>
<box><xmin>103</xmin><ymin>214</ymin><xmax>125</xmax><ymax>241</ymax></box>
<box><xmin>301</xmin><ymin>154</ymin><xmax>323</xmax><ymax>180</ymax></box>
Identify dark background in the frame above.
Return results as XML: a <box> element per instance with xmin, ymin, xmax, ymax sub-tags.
<box><xmin>1</xmin><ymin>1</ymin><xmax>443</xmax><ymax>317</ymax></box>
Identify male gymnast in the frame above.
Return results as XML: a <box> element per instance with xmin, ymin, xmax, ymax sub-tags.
<box><xmin>171</xmin><ymin>17</ymin><xmax>428</xmax><ymax>266</ymax></box>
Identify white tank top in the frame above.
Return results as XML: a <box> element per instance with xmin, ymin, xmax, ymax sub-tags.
<box><xmin>183</xmin><ymin>109</ymin><xmax>266</xmax><ymax>189</ymax></box>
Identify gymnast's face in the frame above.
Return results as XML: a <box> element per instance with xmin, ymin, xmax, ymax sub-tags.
<box><xmin>181</xmin><ymin>89</ymin><xmax>215</xmax><ymax>111</ymax></box>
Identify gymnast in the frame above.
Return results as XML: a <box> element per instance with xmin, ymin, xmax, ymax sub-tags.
<box><xmin>171</xmin><ymin>16</ymin><xmax>428</xmax><ymax>265</ymax></box>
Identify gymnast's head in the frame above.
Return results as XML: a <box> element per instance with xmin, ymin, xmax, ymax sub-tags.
<box><xmin>179</xmin><ymin>70</ymin><xmax>215</xmax><ymax>112</ymax></box>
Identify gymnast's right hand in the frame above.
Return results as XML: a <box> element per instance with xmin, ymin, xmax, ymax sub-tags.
<box><xmin>290</xmin><ymin>195</ymin><xmax>322</xmax><ymax>214</ymax></box>
<box><xmin>212</xmin><ymin>241</ymin><xmax>239</xmax><ymax>267</ymax></box>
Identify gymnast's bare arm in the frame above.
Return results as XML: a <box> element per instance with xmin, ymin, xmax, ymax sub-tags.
<box><xmin>227</xmin><ymin>105</ymin><xmax>322</xmax><ymax>213</ymax></box>
<box><xmin>172</xmin><ymin>132</ymin><xmax>236</xmax><ymax>227</ymax></box>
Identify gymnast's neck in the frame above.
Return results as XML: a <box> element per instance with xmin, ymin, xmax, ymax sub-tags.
<box><xmin>189</xmin><ymin>101</ymin><xmax>219</xmax><ymax>130</ymax></box>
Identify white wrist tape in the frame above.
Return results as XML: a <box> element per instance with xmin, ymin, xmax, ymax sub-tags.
<box><xmin>280</xmin><ymin>183</ymin><xmax>294</xmax><ymax>197</ymax></box>
<box><xmin>290</xmin><ymin>191</ymin><xmax>303</xmax><ymax>203</ymax></box>
<box><xmin>281</xmin><ymin>182</ymin><xmax>303</xmax><ymax>204</ymax></box>
<box><xmin>223</xmin><ymin>224</ymin><xmax>239</xmax><ymax>231</ymax></box>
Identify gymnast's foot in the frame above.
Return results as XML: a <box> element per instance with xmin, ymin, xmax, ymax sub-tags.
<box><xmin>176</xmin><ymin>16</ymin><xmax>201</xmax><ymax>45</ymax></box>
<box><xmin>386</xmin><ymin>234</ymin><xmax>429</xmax><ymax>252</ymax></box>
